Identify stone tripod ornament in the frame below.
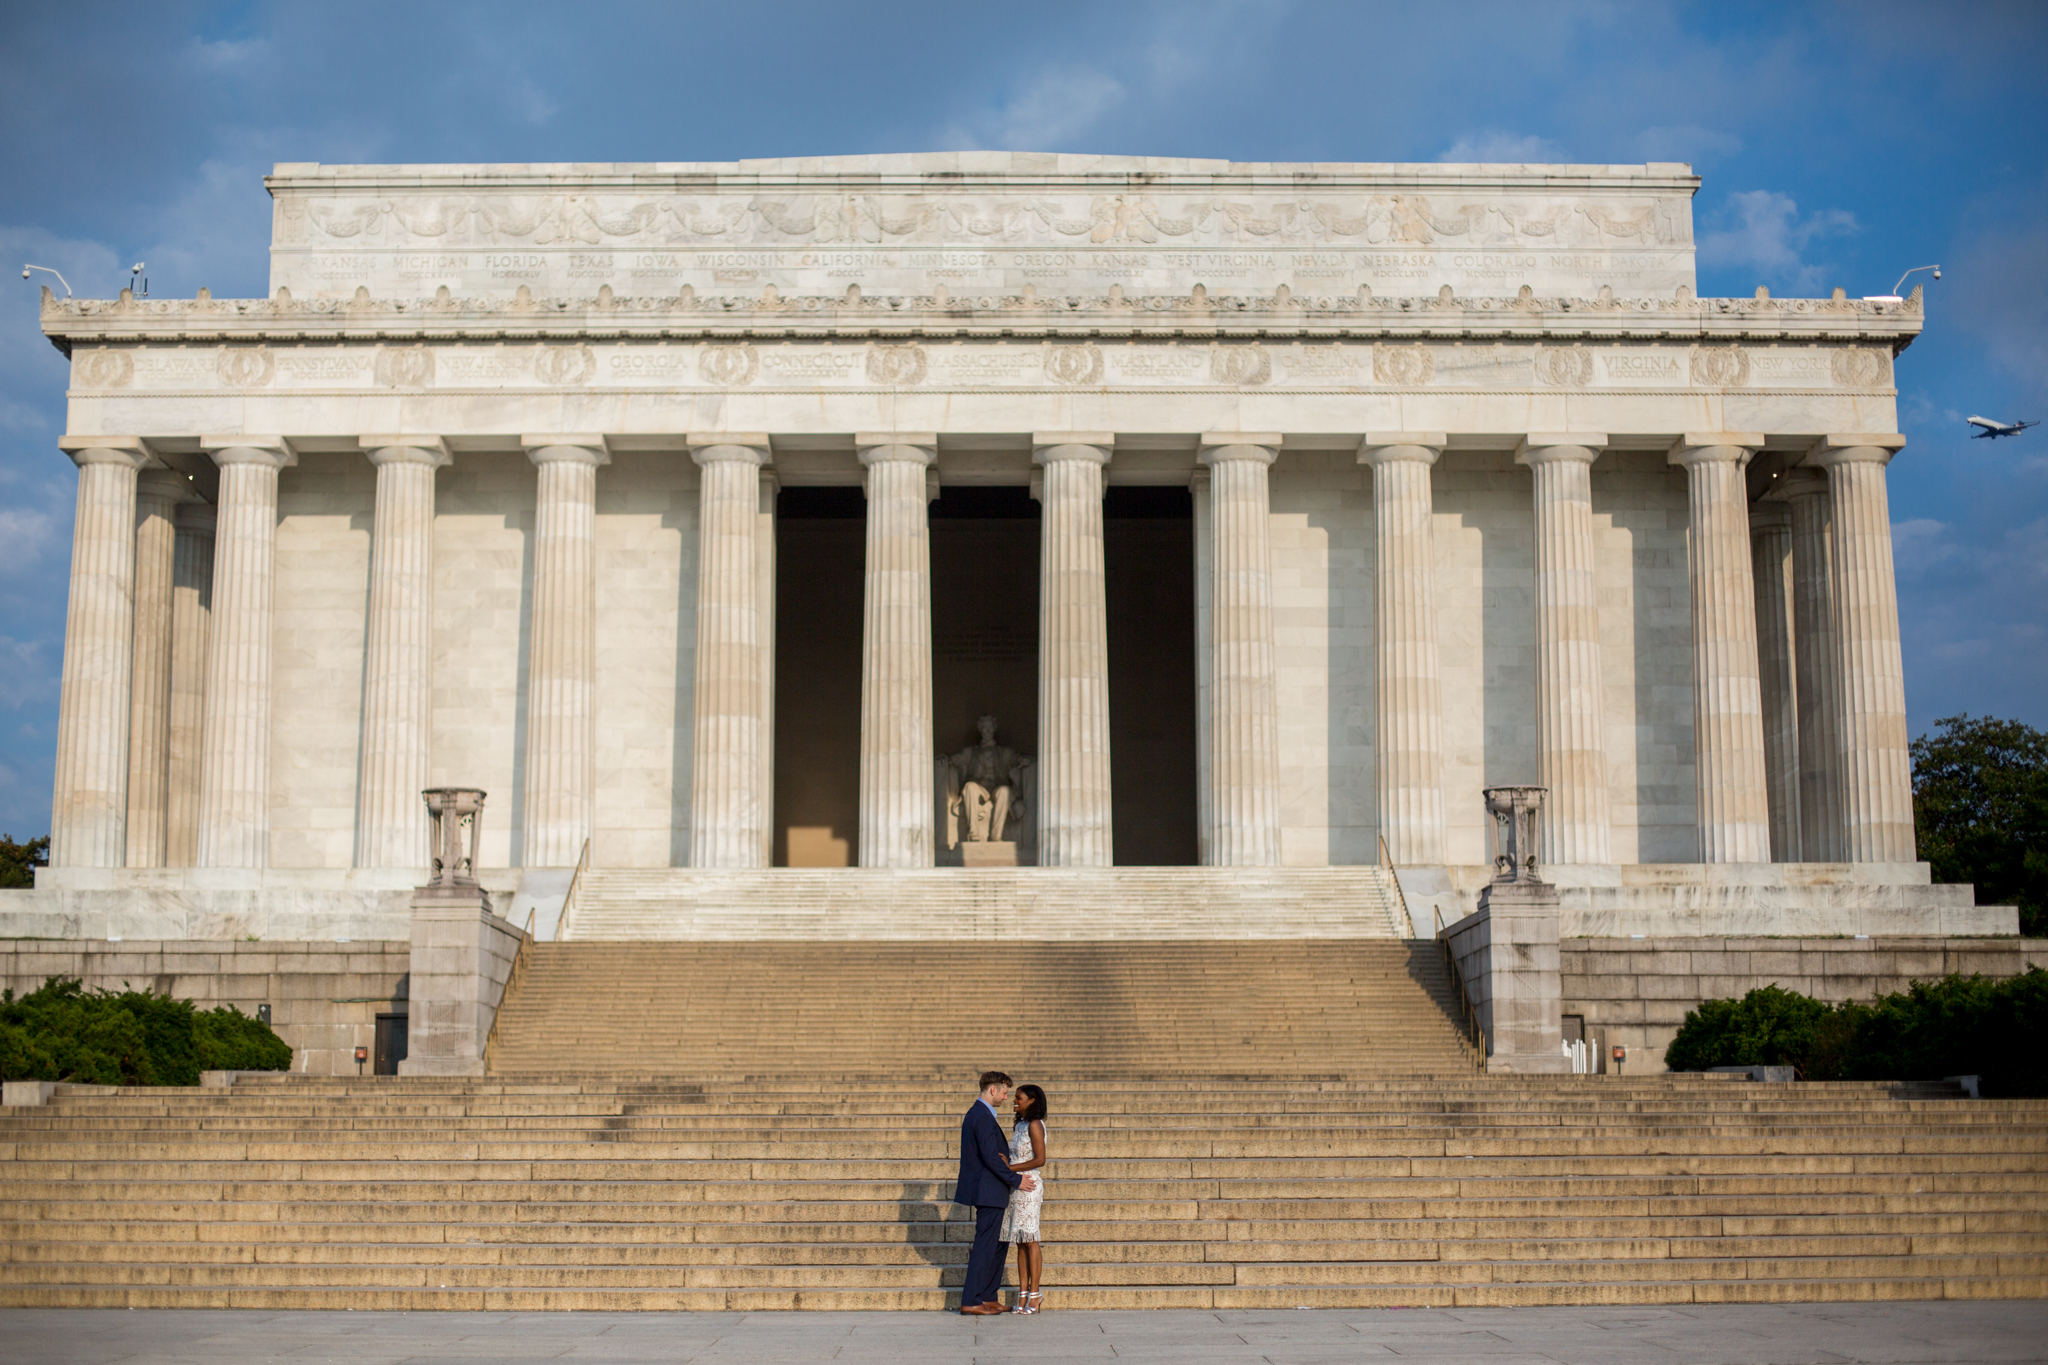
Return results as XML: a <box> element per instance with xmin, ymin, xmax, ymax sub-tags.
<box><xmin>857</xmin><ymin>435</ymin><xmax>938</xmax><ymax>868</ymax></box>
<box><xmin>196</xmin><ymin>438</ymin><xmax>297</xmax><ymax>869</ymax></box>
<box><xmin>1483</xmin><ymin>785</ymin><xmax>1548</xmax><ymax>884</ymax></box>
<box><xmin>356</xmin><ymin>438</ymin><xmax>450</xmax><ymax>869</ymax></box>
<box><xmin>1669</xmin><ymin>435</ymin><xmax>1772</xmax><ymax>864</ymax></box>
<box><xmin>1517</xmin><ymin>436</ymin><xmax>1612</xmax><ymax>866</ymax></box>
<box><xmin>687</xmin><ymin>435</ymin><xmax>774</xmax><ymax>869</ymax></box>
<box><xmin>1198</xmin><ymin>435</ymin><xmax>1283</xmax><ymax>868</ymax></box>
<box><xmin>1034</xmin><ymin>434</ymin><xmax>1114</xmax><ymax>867</ymax></box>
<box><xmin>1812</xmin><ymin>435</ymin><xmax>1916</xmax><ymax>864</ymax></box>
<box><xmin>422</xmin><ymin>787</ymin><xmax>487</xmax><ymax>890</ymax></box>
<box><xmin>49</xmin><ymin>438</ymin><xmax>149</xmax><ymax>867</ymax></box>
<box><xmin>521</xmin><ymin>437</ymin><xmax>608</xmax><ymax>868</ymax></box>
<box><xmin>1360</xmin><ymin>434</ymin><xmax>1449</xmax><ymax>867</ymax></box>
<box><xmin>124</xmin><ymin>468</ymin><xmax>189</xmax><ymax>869</ymax></box>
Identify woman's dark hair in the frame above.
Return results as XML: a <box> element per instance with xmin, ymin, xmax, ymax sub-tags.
<box><xmin>1013</xmin><ymin>1084</ymin><xmax>1048</xmax><ymax>1125</ymax></box>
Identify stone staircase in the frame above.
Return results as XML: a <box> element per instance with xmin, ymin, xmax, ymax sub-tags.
<box><xmin>555</xmin><ymin>866</ymin><xmax>1410</xmax><ymax>940</ymax></box>
<box><xmin>486</xmin><ymin>940</ymin><xmax>1473</xmax><ymax>1077</ymax></box>
<box><xmin>3</xmin><ymin>1074</ymin><xmax>2044</xmax><ymax>1309</ymax></box>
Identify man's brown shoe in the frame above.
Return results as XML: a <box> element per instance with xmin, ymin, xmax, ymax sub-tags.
<box><xmin>959</xmin><ymin>1302</ymin><xmax>1003</xmax><ymax>1315</ymax></box>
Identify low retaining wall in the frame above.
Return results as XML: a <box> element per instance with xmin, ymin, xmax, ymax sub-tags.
<box><xmin>1566</xmin><ymin>936</ymin><xmax>2048</xmax><ymax>1071</ymax></box>
<box><xmin>0</xmin><ymin>939</ymin><xmax>409</xmax><ymax>1077</ymax></box>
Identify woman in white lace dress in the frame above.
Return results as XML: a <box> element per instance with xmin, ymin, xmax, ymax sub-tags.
<box><xmin>1001</xmin><ymin>1084</ymin><xmax>1050</xmax><ymax>1312</ymax></box>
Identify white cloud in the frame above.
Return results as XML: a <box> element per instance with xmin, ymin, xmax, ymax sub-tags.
<box><xmin>0</xmin><ymin>636</ymin><xmax>55</xmax><ymax>711</ymax></box>
<box><xmin>1698</xmin><ymin>190</ymin><xmax>1857</xmax><ymax>293</ymax></box>
<box><xmin>1630</xmin><ymin>124</ymin><xmax>1743</xmax><ymax>163</ymax></box>
<box><xmin>1437</xmin><ymin>131</ymin><xmax>1568</xmax><ymax>164</ymax></box>
<box><xmin>938</xmin><ymin>67</ymin><xmax>1127</xmax><ymax>152</ymax></box>
<box><xmin>1890</xmin><ymin>518</ymin><xmax>1955</xmax><ymax>578</ymax></box>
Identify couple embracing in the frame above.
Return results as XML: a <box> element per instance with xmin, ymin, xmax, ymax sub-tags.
<box><xmin>954</xmin><ymin>1070</ymin><xmax>1050</xmax><ymax>1315</ymax></box>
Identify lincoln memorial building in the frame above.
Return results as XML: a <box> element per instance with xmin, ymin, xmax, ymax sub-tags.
<box><xmin>6</xmin><ymin>155</ymin><xmax>2012</xmax><ymax>963</ymax></box>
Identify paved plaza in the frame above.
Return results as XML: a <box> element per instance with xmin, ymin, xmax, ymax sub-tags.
<box><xmin>4</xmin><ymin>1303</ymin><xmax>2045</xmax><ymax>1364</ymax></box>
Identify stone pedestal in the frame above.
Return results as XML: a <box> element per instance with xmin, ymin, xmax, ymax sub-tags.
<box><xmin>396</xmin><ymin>788</ymin><xmax>522</xmax><ymax>1077</ymax></box>
<box><xmin>1442</xmin><ymin>786</ymin><xmax>1570</xmax><ymax>1075</ymax></box>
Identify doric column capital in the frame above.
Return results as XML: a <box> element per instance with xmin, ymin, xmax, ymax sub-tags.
<box><xmin>1667</xmin><ymin>433</ymin><xmax>1765</xmax><ymax>468</ymax></box>
<box><xmin>1515</xmin><ymin>434</ymin><xmax>1608</xmax><ymax>466</ymax></box>
<box><xmin>1809</xmin><ymin>433</ymin><xmax>1906</xmax><ymax>469</ymax></box>
<box><xmin>687</xmin><ymin>434</ymin><xmax>773</xmax><ymax>466</ymax></box>
<box><xmin>360</xmin><ymin>436</ymin><xmax>451</xmax><ymax>467</ymax></box>
<box><xmin>1358</xmin><ymin>433</ymin><xmax>1446</xmax><ymax>466</ymax></box>
<box><xmin>1769</xmin><ymin>466</ymin><xmax>1831</xmax><ymax>501</ymax></box>
<box><xmin>1199</xmin><ymin>433</ymin><xmax>1281</xmax><ymax>466</ymax></box>
<box><xmin>855</xmin><ymin>434</ymin><xmax>937</xmax><ymax>465</ymax></box>
<box><xmin>1032</xmin><ymin>433</ymin><xmax>1114</xmax><ymax>465</ymax></box>
<box><xmin>521</xmin><ymin>435</ymin><xmax>611</xmax><ymax>467</ymax></box>
<box><xmin>136</xmin><ymin>468</ymin><xmax>192</xmax><ymax>504</ymax></box>
<box><xmin>57</xmin><ymin>435</ymin><xmax>149</xmax><ymax>471</ymax></box>
<box><xmin>201</xmin><ymin>437</ymin><xmax>297</xmax><ymax>469</ymax></box>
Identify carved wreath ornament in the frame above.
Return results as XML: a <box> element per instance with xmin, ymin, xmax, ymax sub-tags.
<box><xmin>217</xmin><ymin>347</ymin><xmax>275</xmax><ymax>388</ymax></box>
<box><xmin>72</xmin><ymin>349</ymin><xmax>133</xmax><ymax>388</ymax></box>
<box><xmin>1373</xmin><ymin>343</ymin><xmax>1433</xmax><ymax>386</ymax></box>
<box><xmin>1830</xmin><ymin>347</ymin><xmax>1890</xmax><ymax>387</ymax></box>
<box><xmin>1043</xmin><ymin>343</ymin><xmax>1103</xmax><ymax>386</ymax></box>
<box><xmin>700</xmin><ymin>344</ymin><xmax>758</xmax><ymax>386</ymax></box>
<box><xmin>866</xmin><ymin>343</ymin><xmax>927</xmax><ymax>385</ymax></box>
<box><xmin>1533</xmin><ymin>344</ymin><xmax>1593</xmax><ymax>387</ymax></box>
<box><xmin>374</xmin><ymin>345</ymin><xmax>434</xmax><ymax>387</ymax></box>
<box><xmin>1689</xmin><ymin>345</ymin><xmax>1749</xmax><ymax>387</ymax></box>
<box><xmin>1210</xmin><ymin>345</ymin><xmax>1271</xmax><ymax>386</ymax></box>
<box><xmin>534</xmin><ymin>344</ymin><xmax>596</xmax><ymax>385</ymax></box>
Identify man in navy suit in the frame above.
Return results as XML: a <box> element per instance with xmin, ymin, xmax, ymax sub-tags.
<box><xmin>955</xmin><ymin>1069</ymin><xmax>1033</xmax><ymax>1313</ymax></box>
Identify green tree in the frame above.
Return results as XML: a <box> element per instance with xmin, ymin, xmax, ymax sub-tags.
<box><xmin>0</xmin><ymin>834</ymin><xmax>49</xmax><ymax>889</ymax></box>
<box><xmin>1912</xmin><ymin>715</ymin><xmax>2048</xmax><ymax>936</ymax></box>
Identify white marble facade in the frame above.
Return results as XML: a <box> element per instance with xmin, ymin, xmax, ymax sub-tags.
<box><xmin>20</xmin><ymin>154</ymin><xmax>1966</xmax><ymax>934</ymax></box>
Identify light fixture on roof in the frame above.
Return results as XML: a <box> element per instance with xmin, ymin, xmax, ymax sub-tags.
<box><xmin>1865</xmin><ymin>264</ymin><xmax>1939</xmax><ymax>303</ymax></box>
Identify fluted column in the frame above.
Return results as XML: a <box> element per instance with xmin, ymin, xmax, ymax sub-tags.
<box><xmin>1518</xmin><ymin>436</ymin><xmax>1613</xmax><ymax>865</ymax></box>
<box><xmin>1190</xmin><ymin>468</ymin><xmax>1214</xmax><ymax>866</ymax></box>
<box><xmin>124</xmin><ymin>469</ymin><xmax>187</xmax><ymax>867</ymax></box>
<box><xmin>1750</xmin><ymin>498</ymin><xmax>1801</xmax><ymax>861</ymax></box>
<box><xmin>354</xmin><ymin>437</ymin><xmax>448</xmax><ymax>868</ymax></box>
<box><xmin>1669</xmin><ymin>434</ymin><xmax>1771</xmax><ymax>863</ymax></box>
<box><xmin>1813</xmin><ymin>434</ymin><xmax>1915</xmax><ymax>863</ymax></box>
<box><xmin>1360</xmin><ymin>433</ymin><xmax>1447</xmax><ymax>866</ymax></box>
<box><xmin>687</xmin><ymin>435</ymin><xmax>773</xmax><ymax>868</ymax></box>
<box><xmin>856</xmin><ymin>435</ymin><xmax>937</xmax><ymax>868</ymax></box>
<box><xmin>757</xmin><ymin>468</ymin><xmax>780</xmax><ymax>868</ymax></box>
<box><xmin>1782</xmin><ymin>469</ymin><xmax>1844</xmax><ymax>860</ymax></box>
<box><xmin>196</xmin><ymin>439</ymin><xmax>296</xmax><ymax>868</ymax></box>
<box><xmin>49</xmin><ymin>437</ymin><xmax>148</xmax><ymax>867</ymax></box>
<box><xmin>520</xmin><ymin>437</ymin><xmax>608</xmax><ymax>868</ymax></box>
<box><xmin>1199</xmin><ymin>434</ymin><xmax>1282</xmax><ymax>867</ymax></box>
<box><xmin>1034</xmin><ymin>434</ymin><xmax>1115</xmax><ymax>867</ymax></box>
<box><xmin>166</xmin><ymin>504</ymin><xmax>214</xmax><ymax>867</ymax></box>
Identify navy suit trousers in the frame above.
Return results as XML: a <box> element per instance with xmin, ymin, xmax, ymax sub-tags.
<box><xmin>961</xmin><ymin>1204</ymin><xmax>1008</xmax><ymax>1308</ymax></box>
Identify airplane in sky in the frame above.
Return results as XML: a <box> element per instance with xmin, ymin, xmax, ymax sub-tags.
<box><xmin>1966</xmin><ymin>416</ymin><xmax>2039</xmax><ymax>439</ymax></box>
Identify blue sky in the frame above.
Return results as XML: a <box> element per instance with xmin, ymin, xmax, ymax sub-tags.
<box><xmin>1</xmin><ymin>0</ymin><xmax>2043</xmax><ymax>837</ymax></box>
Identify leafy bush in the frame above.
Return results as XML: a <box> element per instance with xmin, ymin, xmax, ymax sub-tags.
<box><xmin>0</xmin><ymin>977</ymin><xmax>290</xmax><ymax>1085</ymax></box>
<box><xmin>1667</xmin><ymin>969</ymin><xmax>2048</xmax><ymax>1097</ymax></box>
<box><xmin>0</xmin><ymin>833</ymin><xmax>48</xmax><ymax>889</ymax></box>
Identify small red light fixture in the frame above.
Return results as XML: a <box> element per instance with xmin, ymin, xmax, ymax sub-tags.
<box><xmin>354</xmin><ymin>1045</ymin><xmax>369</xmax><ymax>1077</ymax></box>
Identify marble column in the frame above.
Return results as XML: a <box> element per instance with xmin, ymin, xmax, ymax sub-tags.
<box><xmin>520</xmin><ymin>437</ymin><xmax>608</xmax><ymax>868</ymax></box>
<box><xmin>1749</xmin><ymin>498</ymin><xmax>1801</xmax><ymax>862</ymax></box>
<box><xmin>856</xmin><ymin>435</ymin><xmax>937</xmax><ymax>868</ymax></box>
<box><xmin>1360</xmin><ymin>433</ymin><xmax>1448</xmax><ymax>867</ymax></box>
<box><xmin>1668</xmin><ymin>434</ymin><xmax>1771</xmax><ymax>864</ymax></box>
<box><xmin>757</xmin><ymin>467</ymin><xmax>780</xmax><ymax>868</ymax></box>
<box><xmin>196</xmin><ymin>439</ymin><xmax>296</xmax><ymax>869</ymax></box>
<box><xmin>49</xmin><ymin>437</ymin><xmax>148</xmax><ymax>868</ymax></box>
<box><xmin>687</xmin><ymin>435</ymin><xmax>773</xmax><ymax>869</ymax></box>
<box><xmin>1190</xmin><ymin>468</ymin><xmax>1214</xmax><ymax>866</ymax></box>
<box><xmin>1199</xmin><ymin>434</ymin><xmax>1282</xmax><ymax>867</ymax></box>
<box><xmin>1813</xmin><ymin>434</ymin><xmax>1915</xmax><ymax>863</ymax></box>
<box><xmin>1517</xmin><ymin>436</ymin><xmax>1613</xmax><ymax>866</ymax></box>
<box><xmin>166</xmin><ymin>504</ymin><xmax>214</xmax><ymax>868</ymax></box>
<box><xmin>354</xmin><ymin>437</ymin><xmax>449</xmax><ymax>869</ymax></box>
<box><xmin>1781</xmin><ymin>469</ymin><xmax>1844</xmax><ymax>861</ymax></box>
<box><xmin>124</xmin><ymin>469</ymin><xmax>188</xmax><ymax>867</ymax></box>
<box><xmin>1034</xmin><ymin>434</ymin><xmax>1115</xmax><ymax>867</ymax></box>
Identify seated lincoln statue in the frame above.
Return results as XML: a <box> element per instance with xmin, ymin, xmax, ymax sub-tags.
<box><xmin>942</xmin><ymin>716</ymin><xmax>1032</xmax><ymax>849</ymax></box>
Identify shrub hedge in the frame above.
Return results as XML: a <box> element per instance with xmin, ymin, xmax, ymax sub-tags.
<box><xmin>1666</xmin><ymin>969</ymin><xmax>2048</xmax><ymax>1096</ymax></box>
<box><xmin>0</xmin><ymin>977</ymin><xmax>291</xmax><ymax>1085</ymax></box>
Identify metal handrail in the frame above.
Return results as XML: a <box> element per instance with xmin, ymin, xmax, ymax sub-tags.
<box><xmin>553</xmin><ymin>838</ymin><xmax>592</xmax><ymax>942</ymax></box>
<box><xmin>1434</xmin><ymin>905</ymin><xmax>1488</xmax><ymax>1071</ymax></box>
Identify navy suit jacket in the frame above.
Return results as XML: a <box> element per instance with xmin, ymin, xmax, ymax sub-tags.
<box><xmin>955</xmin><ymin>1101</ymin><xmax>1022</xmax><ymax>1208</ymax></box>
